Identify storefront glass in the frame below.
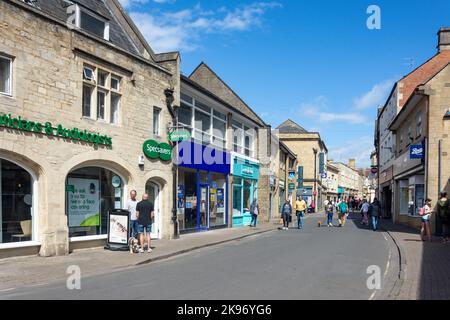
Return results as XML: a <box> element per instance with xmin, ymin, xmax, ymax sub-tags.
<box><xmin>178</xmin><ymin>169</ymin><xmax>198</xmax><ymax>230</ymax></box>
<box><xmin>232</xmin><ymin>177</ymin><xmax>242</xmax><ymax>217</ymax></box>
<box><xmin>66</xmin><ymin>167</ymin><xmax>123</xmax><ymax>238</ymax></box>
<box><xmin>0</xmin><ymin>159</ymin><xmax>33</xmax><ymax>244</ymax></box>
<box><xmin>210</xmin><ymin>173</ymin><xmax>226</xmax><ymax>227</ymax></box>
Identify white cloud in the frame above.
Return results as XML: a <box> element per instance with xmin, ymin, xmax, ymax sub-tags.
<box><xmin>127</xmin><ymin>2</ymin><xmax>282</xmax><ymax>52</ymax></box>
<box><xmin>300</xmin><ymin>96</ymin><xmax>368</xmax><ymax>125</ymax></box>
<box><xmin>354</xmin><ymin>79</ymin><xmax>394</xmax><ymax>110</ymax></box>
<box><xmin>328</xmin><ymin>136</ymin><xmax>374</xmax><ymax>168</ymax></box>
<box><xmin>120</xmin><ymin>0</ymin><xmax>173</xmax><ymax>8</ymax></box>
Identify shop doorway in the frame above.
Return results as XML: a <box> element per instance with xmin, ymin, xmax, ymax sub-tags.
<box><xmin>199</xmin><ymin>184</ymin><xmax>209</xmax><ymax>229</ymax></box>
<box><xmin>145</xmin><ymin>181</ymin><xmax>161</xmax><ymax>239</ymax></box>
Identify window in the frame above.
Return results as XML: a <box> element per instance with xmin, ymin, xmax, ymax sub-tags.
<box><xmin>82</xmin><ymin>85</ymin><xmax>93</xmax><ymax>118</ymax></box>
<box><xmin>416</xmin><ymin>112</ymin><xmax>422</xmax><ymax>137</ymax></box>
<box><xmin>407</xmin><ymin>123</ymin><xmax>412</xmax><ymax>145</ymax></box>
<box><xmin>179</xmin><ymin>103</ymin><xmax>192</xmax><ymax>127</ymax></box>
<box><xmin>0</xmin><ymin>56</ymin><xmax>12</xmax><ymax>95</ymax></box>
<box><xmin>233</xmin><ymin>120</ymin><xmax>255</xmax><ymax>157</ymax></box>
<box><xmin>110</xmin><ymin>94</ymin><xmax>120</xmax><ymax>124</ymax></box>
<box><xmin>153</xmin><ymin>107</ymin><xmax>161</xmax><ymax>136</ymax></box>
<box><xmin>82</xmin><ymin>65</ymin><xmax>121</xmax><ymax>124</ymax></box>
<box><xmin>78</xmin><ymin>7</ymin><xmax>110</xmax><ymax>41</ymax></box>
<box><xmin>97</xmin><ymin>90</ymin><xmax>106</xmax><ymax>120</ymax></box>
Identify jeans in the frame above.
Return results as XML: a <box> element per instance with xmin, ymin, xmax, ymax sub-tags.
<box><xmin>282</xmin><ymin>214</ymin><xmax>290</xmax><ymax>228</ymax></box>
<box><xmin>372</xmin><ymin>216</ymin><xmax>379</xmax><ymax>230</ymax></box>
<box><xmin>296</xmin><ymin>211</ymin><xmax>304</xmax><ymax>229</ymax></box>
<box><xmin>250</xmin><ymin>214</ymin><xmax>258</xmax><ymax>227</ymax></box>
<box><xmin>327</xmin><ymin>212</ymin><xmax>333</xmax><ymax>225</ymax></box>
<box><xmin>130</xmin><ymin>220</ymin><xmax>139</xmax><ymax>238</ymax></box>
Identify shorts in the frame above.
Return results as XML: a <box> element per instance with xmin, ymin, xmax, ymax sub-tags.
<box><xmin>138</xmin><ymin>224</ymin><xmax>152</xmax><ymax>234</ymax></box>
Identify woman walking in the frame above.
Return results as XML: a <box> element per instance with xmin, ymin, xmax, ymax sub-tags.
<box><xmin>249</xmin><ymin>199</ymin><xmax>259</xmax><ymax>228</ymax></box>
<box><xmin>281</xmin><ymin>200</ymin><xmax>292</xmax><ymax>231</ymax></box>
<box><xmin>420</xmin><ymin>198</ymin><xmax>433</xmax><ymax>242</ymax></box>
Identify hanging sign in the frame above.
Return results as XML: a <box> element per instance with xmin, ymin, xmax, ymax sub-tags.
<box><xmin>143</xmin><ymin>140</ymin><xmax>173</xmax><ymax>161</ymax></box>
<box><xmin>169</xmin><ymin>130</ymin><xmax>191</xmax><ymax>142</ymax></box>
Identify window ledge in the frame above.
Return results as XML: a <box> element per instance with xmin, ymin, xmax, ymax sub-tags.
<box><xmin>69</xmin><ymin>235</ymin><xmax>107</xmax><ymax>242</ymax></box>
<box><xmin>0</xmin><ymin>92</ymin><xmax>13</xmax><ymax>98</ymax></box>
<box><xmin>0</xmin><ymin>241</ymin><xmax>41</xmax><ymax>250</ymax></box>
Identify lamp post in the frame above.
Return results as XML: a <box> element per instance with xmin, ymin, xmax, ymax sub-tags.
<box><xmin>313</xmin><ymin>148</ymin><xmax>318</xmax><ymax>213</ymax></box>
<box><xmin>165</xmin><ymin>88</ymin><xmax>179</xmax><ymax>239</ymax></box>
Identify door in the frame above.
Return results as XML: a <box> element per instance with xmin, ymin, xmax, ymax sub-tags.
<box><xmin>199</xmin><ymin>185</ymin><xmax>209</xmax><ymax>229</ymax></box>
<box><xmin>145</xmin><ymin>181</ymin><xmax>160</xmax><ymax>239</ymax></box>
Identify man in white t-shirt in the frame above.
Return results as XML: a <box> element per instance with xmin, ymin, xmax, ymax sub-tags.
<box><xmin>126</xmin><ymin>190</ymin><xmax>138</xmax><ymax>238</ymax></box>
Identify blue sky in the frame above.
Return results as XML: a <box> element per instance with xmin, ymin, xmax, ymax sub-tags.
<box><xmin>119</xmin><ymin>0</ymin><xmax>450</xmax><ymax>167</ymax></box>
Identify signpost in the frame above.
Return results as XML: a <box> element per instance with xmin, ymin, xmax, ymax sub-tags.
<box><xmin>169</xmin><ymin>130</ymin><xmax>191</xmax><ymax>142</ymax></box>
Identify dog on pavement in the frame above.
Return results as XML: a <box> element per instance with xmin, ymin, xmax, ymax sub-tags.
<box><xmin>129</xmin><ymin>237</ymin><xmax>140</xmax><ymax>254</ymax></box>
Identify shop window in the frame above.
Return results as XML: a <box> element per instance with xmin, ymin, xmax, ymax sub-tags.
<box><xmin>0</xmin><ymin>55</ymin><xmax>12</xmax><ymax>96</ymax></box>
<box><xmin>177</xmin><ymin>169</ymin><xmax>198</xmax><ymax>230</ymax></box>
<box><xmin>153</xmin><ymin>107</ymin><xmax>161</xmax><ymax>136</ymax></box>
<box><xmin>0</xmin><ymin>159</ymin><xmax>33</xmax><ymax>244</ymax></box>
<box><xmin>66</xmin><ymin>167</ymin><xmax>123</xmax><ymax>238</ymax></box>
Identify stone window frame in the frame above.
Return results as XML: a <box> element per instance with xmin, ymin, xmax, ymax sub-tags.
<box><xmin>0</xmin><ymin>54</ymin><xmax>13</xmax><ymax>97</ymax></box>
<box><xmin>82</xmin><ymin>64</ymin><xmax>122</xmax><ymax>125</ymax></box>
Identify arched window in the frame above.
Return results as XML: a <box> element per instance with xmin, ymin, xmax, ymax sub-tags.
<box><xmin>0</xmin><ymin>159</ymin><xmax>34</xmax><ymax>244</ymax></box>
<box><xmin>66</xmin><ymin>167</ymin><xmax>124</xmax><ymax>238</ymax></box>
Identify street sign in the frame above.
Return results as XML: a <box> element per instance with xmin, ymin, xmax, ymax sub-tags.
<box><xmin>169</xmin><ymin>130</ymin><xmax>191</xmax><ymax>142</ymax></box>
<box><xmin>288</xmin><ymin>183</ymin><xmax>296</xmax><ymax>191</ymax></box>
<box><xmin>321</xmin><ymin>172</ymin><xmax>327</xmax><ymax>179</ymax></box>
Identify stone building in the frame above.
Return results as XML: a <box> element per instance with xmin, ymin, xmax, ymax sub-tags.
<box><xmin>277</xmin><ymin>119</ymin><xmax>328</xmax><ymax>212</ymax></box>
<box><xmin>0</xmin><ymin>0</ymin><xmax>180</xmax><ymax>258</ymax></box>
<box><xmin>389</xmin><ymin>30</ymin><xmax>450</xmax><ymax>232</ymax></box>
<box><xmin>325</xmin><ymin>162</ymin><xmax>339</xmax><ymax>203</ymax></box>
<box><xmin>184</xmin><ymin>63</ymin><xmax>272</xmax><ymax>225</ymax></box>
<box><xmin>331</xmin><ymin>161</ymin><xmax>363</xmax><ymax>200</ymax></box>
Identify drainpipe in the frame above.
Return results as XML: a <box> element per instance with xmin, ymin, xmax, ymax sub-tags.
<box><xmin>438</xmin><ymin>139</ymin><xmax>442</xmax><ymax>196</ymax></box>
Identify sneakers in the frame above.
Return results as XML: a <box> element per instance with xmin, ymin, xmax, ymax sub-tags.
<box><xmin>147</xmin><ymin>248</ymin><xmax>153</xmax><ymax>253</ymax></box>
<box><xmin>328</xmin><ymin>223</ymin><xmax>333</xmax><ymax>227</ymax></box>
<box><xmin>138</xmin><ymin>248</ymin><xmax>144</xmax><ymax>254</ymax></box>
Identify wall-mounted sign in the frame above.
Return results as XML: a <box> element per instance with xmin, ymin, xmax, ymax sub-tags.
<box><xmin>143</xmin><ymin>140</ymin><xmax>172</xmax><ymax>161</ymax></box>
<box><xmin>0</xmin><ymin>113</ymin><xmax>112</xmax><ymax>146</ymax></box>
<box><xmin>288</xmin><ymin>183</ymin><xmax>296</xmax><ymax>191</ymax></box>
<box><xmin>169</xmin><ymin>130</ymin><xmax>191</xmax><ymax>142</ymax></box>
<box><xmin>410</xmin><ymin>145</ymin><xmax>424</xmax><ymax>159</ymax></box>
<box><xmin>288</xmin><ymin>171</ymin><xmax>296</xmax><ymax>181</ymax></box>
<box><xmin>319</xmin><ymin>152</ymin><xmax>325</xmax><ymax>174</ymax></box>
<box><xmin>298</xmin><ymin>166</ymin><xmax>304</xmax><ymax>187</ymax></box>
<box><xmin>321</xmin><ymin>172</ymin><xmax>327</xmax><ymax>179</ymax></box>
<box><xmin>112</xmin><ymin>175</ymin><xmax>121</xmax><ymax>188</ymax></box>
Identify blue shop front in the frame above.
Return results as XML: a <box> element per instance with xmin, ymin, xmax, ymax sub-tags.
<box><xmin>231</xmin><ymin>154</ymin><xmax>260</xmax><ymax>227</ymax></box>
<box><xmin>177</xmin><ymin>141</ymin><xmax>231</xmax><ymax>233</ymax></box>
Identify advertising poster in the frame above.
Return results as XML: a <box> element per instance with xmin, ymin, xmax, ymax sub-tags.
<box><xmin>217</xmin><ymin>189</ymin><xmax>225</xmax><ymax>213</ymax></box>
<box><xmin>67</xmin><ymin>178</ymin><xmax>100</xmax><ymax>227</ymax></box>
<box><xmin>109</xmin><ymin>213</ymin><xmax>128</xmax><ymax>244</ymax></box>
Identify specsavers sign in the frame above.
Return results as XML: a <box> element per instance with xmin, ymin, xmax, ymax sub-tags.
<box><xmin>67</xmin><ymin>178</ymin><xmax>100</xmax><ymax>227</ymax></box>
<box><xmin>143</xmin><ymin>140</ymin><xmax>172</xmax><ymax>161</ymax></box>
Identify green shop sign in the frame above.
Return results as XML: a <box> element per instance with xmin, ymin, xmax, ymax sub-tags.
<box><xmin>169</xmin><ymin>130</ymin><xmax>191</xmax><ymax>142</ymax></box>
<box><xmin>0</xmin><ymin>113</ymin><xmax>112</xmax><ymax>146</ymax></box>
<box><xmin>143</xmin><ymin>140</ymin><xmax>172</xmax><ymax>161</ymax></box>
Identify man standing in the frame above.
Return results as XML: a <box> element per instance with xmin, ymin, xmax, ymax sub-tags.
<box><xmin>437</xmin><ymin>192</ymin><xmax>450</xmax><ymax>243</ymax></box>
<box><xmin>126</xmin><ymin>190</ymin><xmax>138</xmax><ymax>239</ymax></box>
<box><xmin>337</xmin><ymin>199</ymin><xmax>348</xmax><ymax>227</ymax></box>
<box><xmin>294</xmin><ymin>196</ymin><xmax>307</xmax><ymax>229</ymax></box>
<box><xmin>136</xmin><ymin>194</ymin><xmax>155</xmax><ymax>253</ymax></box>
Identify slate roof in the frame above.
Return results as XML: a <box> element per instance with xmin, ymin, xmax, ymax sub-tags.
<box><xmin>276</xmin><ymin>119</ymin><xmax>309</xmax><ymax>134</ymax></box>
<box><xmin>22</xmin><ymin>0</ymin><xmax>141</xmax><ymax>56</ymax></box>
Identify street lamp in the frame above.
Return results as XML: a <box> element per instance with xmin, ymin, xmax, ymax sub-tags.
<box><xmin>313</xmin><ymin>148</ymin><xmax>318</xmax><ymax>213</ymax></box>
<box><xmin>165</xmin><ymin>88</ymin><xmax>179</xmax><ymax>240</ymax></box>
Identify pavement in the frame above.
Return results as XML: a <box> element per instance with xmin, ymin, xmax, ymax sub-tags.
<box><xmin>0</xmin><ymin>213</ymin><xmax>393</xmax><ymax>300</ymax></box>
<box><xmin>378</xmin><ymin>218</ymin><xmax>450</xmax><ymax>300</ymax></box>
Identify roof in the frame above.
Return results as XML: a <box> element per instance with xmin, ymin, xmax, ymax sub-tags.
<box><xmin>399</xmin><ymin>51</ymin><xmax>450</xmax><ymax>107</ymax></box>
<box><xmin>277</xmin><ymin>119</ymin><xmax>308</xmax><ymax>134</ymax></box>
<box><xmin>188</xmin><ymin>62</ymin><xmax>268</xmax><ymax>128</ymax></box>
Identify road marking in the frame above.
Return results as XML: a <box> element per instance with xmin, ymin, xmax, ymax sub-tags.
<box><xmin>0</xmin><ymin>288</ymin><xmax>15</xmax><ymax>292</ymax></box>
<box><xmin>368</xmin><ymin>291</ymin><xmax>376</xmax><ymax>300</ymax></box>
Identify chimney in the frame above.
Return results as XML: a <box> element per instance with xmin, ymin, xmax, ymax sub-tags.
<box><xmin>438</xmin><ymin>28</ymin><xmax>450</xmax><ymax>52</ymax></box>
<box><xmin>348</xmin><ymin>159</ymin><xmax>356</xmax><ymax>169</ymax></box>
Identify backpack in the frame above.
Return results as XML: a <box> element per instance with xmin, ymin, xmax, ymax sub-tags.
<box><xmin>340</xmin><ymin>203</ymin><xmax>348</xmax><ymax>214</ymax></box>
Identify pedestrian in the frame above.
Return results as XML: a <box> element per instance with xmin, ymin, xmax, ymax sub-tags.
<box><xmin>136</xmin><ymin>193</ymin><xmax>155</xmax><ymax>253</ymax></box>
<box><xmin>325</xmin><ymin>200</ymin><xmax>334</xmax><ymax>227</ymax></box>
<box><xmin>126</xmin><ymin>190</ymin><xmax>139</xmax><ymax>239</ymax></box>
<box><xmin>437</xmin><ymin>192</ymin><xmax>450</xmax><ymax>243</ymax></box>
<box><xmin>360</xmin><ymin>199</ymin><xmax>370</xmax><ymax>226</ymax></box>
<box><xmin>249</xmin><ymin>199</ymin><xmax>259</xmax><ymax>228</ymax></box>
<box><xmin>370</xmin><ymin>198</ymin><xmax>381</xmax><ymax>231</ymax></box>
<box><xmin>294</xmin><ymin>196</ymin><xmax>307</xmax><ymax>229</ymax></box>
<box><xmin>420</xmin><ymin>198</ymin><xmax>433</xmax><ymax>242</ymax></box>
<box><xmin>337</xmin><ymin>199</ymin><xmax>348</xmax><ymax>227</ymax></box>
<box><xmin>281</xmin><ymin>200</ymin><xmax>292</xmax><ymax>231</ymax></box>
